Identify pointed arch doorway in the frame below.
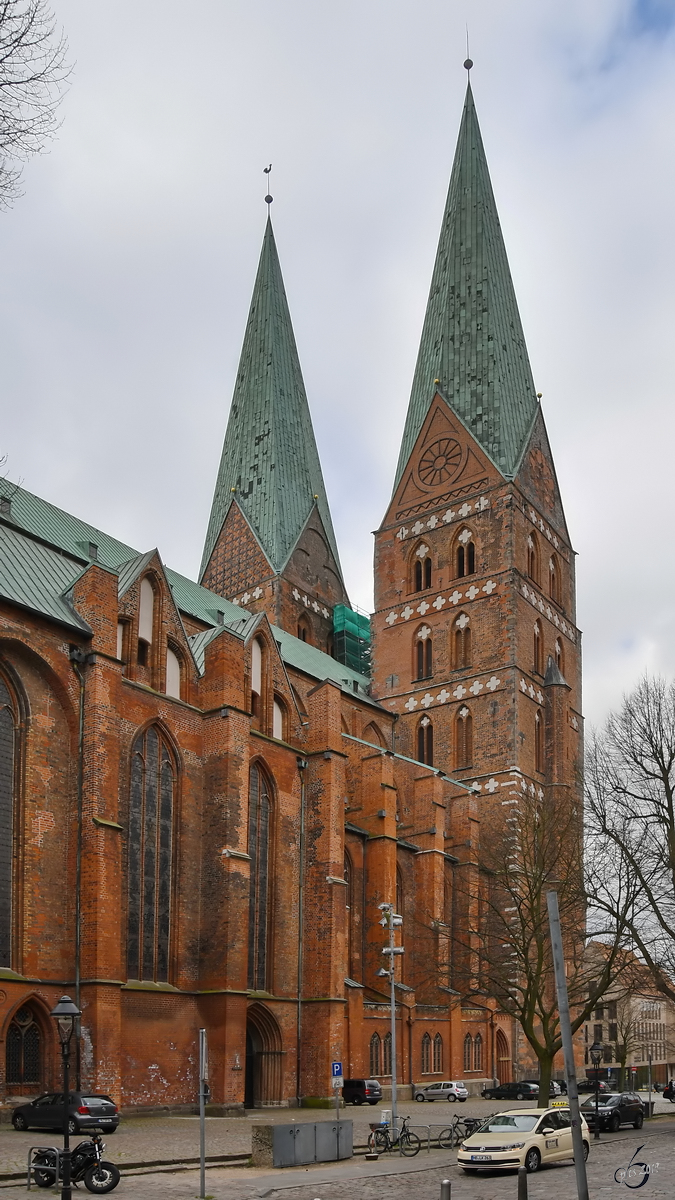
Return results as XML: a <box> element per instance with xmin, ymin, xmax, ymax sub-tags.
<box><xmin>245</xmin><ymin>1003</ymin><xmax>284</xmax><ymax>1107</ymax></box>
<box><xmin>496</xmin><ymin>1028</ymin><xmax>511</xmax><ymax>1083</ymax></box>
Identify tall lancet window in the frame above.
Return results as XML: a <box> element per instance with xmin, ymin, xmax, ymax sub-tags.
<box><xmin>248</xmin><ymin>764</ymin><xmax>272</xmax><ymax>990</ymax></box>
<box><xmin>127</xmin><ymin>726</ymin><xmax>175</xmax><ymax>982</ymax></box>
<box><xmin>0</xmin><ymin>673</ymin><xmax>18</xmax><ymax>969</ymax></box>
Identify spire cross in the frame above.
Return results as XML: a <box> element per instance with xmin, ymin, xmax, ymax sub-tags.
<box><xmin>263</xmin><ymin>164</ymin><xmax>273</xmax><ymax>209</ymax></box>
<box><xmin>464</xmin><ymin>29</ymin><xmax>473</xmax><ymax>75</ymax></box>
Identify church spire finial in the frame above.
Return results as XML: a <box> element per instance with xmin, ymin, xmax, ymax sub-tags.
<box><xmin>263</xmin><ymin>163</ymin><xmax>273</xmax><ymax>210</ymax></box>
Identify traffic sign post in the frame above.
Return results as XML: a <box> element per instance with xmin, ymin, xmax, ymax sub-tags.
<box><xmin>331</xmin><ymin>1061</ymin><xmax>343</xmax><ymax>1120</ymax></box>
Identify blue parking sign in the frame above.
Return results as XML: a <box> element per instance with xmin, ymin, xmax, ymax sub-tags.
<box><xmin>331</xmin><ymin>1061</ymin><xmax>343</xmax><ymax>1077</ymax></box>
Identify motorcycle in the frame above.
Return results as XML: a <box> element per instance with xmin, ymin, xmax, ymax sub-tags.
<box><xmin>663</xmin><ymin>1082</ymin><xmax>675</xmax><ymax>1103</ymax></box>
<box><xmin>32</xmin><ymin>1132</ymin><xmax>120</xmax><ymax>1193</ymax></box>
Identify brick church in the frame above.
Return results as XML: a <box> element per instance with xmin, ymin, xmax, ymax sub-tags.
<box><xmin>0</xmin><ymin>81</ymin><xmax>581</xmax><ymax>1108</ymax></box>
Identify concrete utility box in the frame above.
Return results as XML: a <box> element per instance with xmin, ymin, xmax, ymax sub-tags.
<box><xmin>251</xmin><ymin>1121</ymin><xmax>353</xmax><ymax>1168</ymax></box>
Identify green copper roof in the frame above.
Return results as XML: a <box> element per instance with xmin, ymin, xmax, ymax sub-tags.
<box><xmin>200</xmin><ymin>218</ymin><xmax>342</xmax><ymax>581</ymax></box>
<box><xmin>393</xmin><ymin>83</ymin><xmax>539</xmax><ymax>489</ymax></box>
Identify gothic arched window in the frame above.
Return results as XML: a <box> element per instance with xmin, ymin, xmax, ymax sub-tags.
<box><xmin>412</xmin><ymin>544</ymin><xmax>432</xmax><ymax>593</ymax></box>
<box><xmin>527</xmin><ymin>533</ymin><xmax>540</xmax><ymax>584</ymax></box>
<box><xmin>383</xmin><ymin>1031</ymin><xmax>392</xmax><ymax>1075</ymax></box>
<box><xmin>345</xmin><ymin>850</ymin><xmax>355</xmax><ymax>980</ymax></box>
<box><xmin>415</xmin><ymin>626</ymin><xmax>432</xmax><ymax>680</ymax></box>
<box><xmin>533</xmin><ymin>621</ymin><xmax>543</xmax><ymax>675</ymax></box>
<box><xmin>549</xmin><ymin>555</ymin><xmax>561</xmax><ymax>605</ymax></box>
<box><xmin>0</xmin><ymin>672</ymin><xmax>18</xmax><ymax>969</ymax></box>
<box><xmin>456</xmin><ymin>706</ymin><xmax>473</xmax><ymax>769</ymax></box>
<box><xmin>248</xmin><ymin>763</ymin><xmax>272</xmax><ymax>990</ymax></box>
<box><xmin>454</xmin><ymin>613</ymin><xmax>472</xmax><ymax>669</ymax></box>
<box><xmin>5</xmin><ymin>1006</ymin><xmax>41</xmax><ymax>1087</ymax></box>
<box><xmin>555</xmin><ymin>639</ymin><xmax>564</xmax><ymax>674</ymax></box>
<box><xmin>127</xmin><ymin>726</ymin><xmax>176</xmax><ymax>982</ymax></box>
<box><xmin>473</xmin><ymin>1033</ymin><xmax>483</xmax><ymax>1072</ymax></box>
<box><xmin>456</xmin><ymin>529</ymin><xmax>475</xmax><ymax>578</ymax></box>
<box><xmin>463</xmin><ymin>1032</ymin><xmax>473</xmax><ymax>1072</ymax></box>
<box><xmin>535</xmin><ymin>710</ymin><xmax>544</xmax><ymax>774</ymax></box>
<box><xmin>421</xmin><ymin>1031</ymin><xmax>431</xmax><ymax>1073</ymax></box>
<box><xmin>417</xmin><ymin>717</ymin><xmax>433</xmax><ymax>766</ymax></box>
<box><xmin>370</xmin><ymin>1032</ymin><xmax>381</xmax><ymax>1076</ymax></box>
<box><xmin>433</xmin><ymin>1032</ymin><xmax>443</xmax><ymax>1073</ymax></box>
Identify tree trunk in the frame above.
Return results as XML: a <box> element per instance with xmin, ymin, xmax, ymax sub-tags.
<box><xmin>537</xmin><ymin>1055</ymin><xmax>553</xmax><ymax>1108</ymax></box>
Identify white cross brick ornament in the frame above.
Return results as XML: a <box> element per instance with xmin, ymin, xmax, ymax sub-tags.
<box><xmin>437</xmin><ymin>689</ymin><xmax>451</xmax><ymax>703</ymax></box>
<box><xmin>536</xmin><ymin>691</ymin><xmax>544</xmax><ymax>704</ymax></box>
<box><xmin>420</xmin><ymin>714</ymin><xmax>431</xmax><ymax>726</ymax></box>
<box><xmin>539</xmin><ymin>519</ymin><xmax>545</xmax><ymax>531</ymax></box>
<box><xmin>553</xmin><ymin>536</ymin><xmax>559</xmax><ymax>548</ymax></box>
<box><xmin>546</xmin><ymin>606</ymin><xmax>552</xmax><ymax>620</ymax></box>
<box><xmin>486</xmin><ymin>676</ymin><xmax>500</xmax><ymax>691</ymax></box>
<box><xmin>459</xmin><ymin>706</ymin><xmax>469</xmax><ymax>718</ymax></box>
<box><xmin>528</xmin><ymin>684</ymin><xmax>535</xmax><ymax>698</ymax></box>
<box><xmin>456</xmin><ymin>613</ymin><xmax>470</xmax><ymax>629</ymax></box>
<box><xmin>417</xmin><ymin>625</ymin><xmax>432</xmax><ymax>641</ymax></box>
<box><xmin>231</xmin><ymin>597</ymin><xmax>240</xmax><ymax>605</ymax></box>
<box><xmin>432</xmin><ymin>595</ymin><xmax>446</xmax><ymax>610</ymax></box>
<box><xmin>404</xmin><ymin>697</ymin><xmax>418</xmax><ymax>711</ymax></box>
<box><xmin>454</xmin><ymin>685</ymin><xmax>467</xmax><ymax>700</ymax></box>
<box><xmin>449</xmin><ymin>590</ymin><xmax>463</xmax><ymax>605</ymax></box>
<box><xmin>527</xmin><ymin>535</ymin><xmax>533</xmax><ymax>549</ymax></box>
<box><xmin>401</xmin><ymin>605</ymin><xmax>414</xmax><ymax>620</ymax></box>
<box><xmin>571</xmin><ymin>715</ymin><xmax>579</xmax><ymax>730</ymax></box>
<box><xmin>483</xmin><ymin>580</ymin><xmax>497</xmax><ymax>594</ymax></box>
<box><xmin>484</xmin><ymin>778</ymin><xmax>499</xmax><ymax>793</ymax></box>
<box><xmin>420</xmin><ymin>693</ymin><xmax>434</xmax><ymax>708</ymax></box>
<box><xmin>537</xmin><ymin>788</ymin><xmax>544</xmax><ymax>801</ymax></box>
<box><xmin>416</xmin><ymin>543</ymin><xmax>430</xmax><ymax>558</ymax></box>
<box><xmin>302</xmin><ymin>595</ymin><xmax>309</xmax><ymax>606</ymax></box>
<box><xmin>529</xmin><ymin>509</ymin><xmax>536</xmax><ymax>523</ymax></box>
<box><xmin>458</xmin><ymin>527</ymin><xmax>472</xmax><ymax>544</ymax></box>
<box><xmin>397</xmin><ymin>527</ymin><xmax>409</xmax><ymax>541</ymax></box>
<box><xmin>553</xmin><ymin>613</ymin><xmax>560</xmax><ymax>627</ymax></box>
<box><xmin>241</xmin><ymin>592</ymin><xmax>251</xmax><ymax>604</ymax></box>
<box><xmin>292</xmin><ymin>588</ymin><xmax>300</xmax><ymax>600</ymax></box>
<box><xmin>312</xmin><ymin>600</ymin><xmax>320</xmax><ymax>612</ymax></box>
<box><xmin>521</xmin><ymin>583</ymin><xmax>529</xmax><ymax>597</ymax></box>
<box><xmin>443</xmin><ymin>509</ymin><xmax>456</xmax><ymax>524</ymax></box>
<box><xmin>417</xmin><ymin>601</ymin><xmax>430</xmax><ymax>615</ymax></box>
<box><xmin>322</xmin><ymin>607</ymin><xmax>329</xmax><ymax>619</ymax></box>
<box><xmin>476</xmin><ymin>496</ymin><xmax>489</xmax><ymax>511</ymax></box>
<box><xmin>545</xmin><ymin>527</ymin><xmax>552</xmax><ymax>541</ymax></box>
<box><xmin>466</xmin><ymin>585</ymin><xmax>480</xmax><ymax>601</ymax></box>
<box><xmin>520</xmin><ymin>679</ymin><xmax>528</xmax><ymax>692</ymax></box>
<box><xmin>459</xmin><ymin>503</ymin><xmax>472</xmax><ymax>518</ymax></box>
<box><xmin>426</xmin><ymin>514</ymin><xmax>438</xmax><ymax>529</ymax></box>
<box><xmin>412</xmin><ymin>521</ymin><xmax>425</xmax><ymax>535</ymax></box>
<box><xmin>538</xmin><ymin>598</ymin><xmax>545</xmax><ymax>613</ymax></box>
<box><xmin>469</xmin><ymin>680</ymin><xmax>483</xmax><ymax>695</ymax></box>
<box><xmin>471</xmin><ymin>781</ymin><xmax>481</xmax><ymax>792</ymax></box>
<box><xmin>385</xmin><ymin>612</ymin><xmax>398</xmax><ymax>626</ymax></box>
<box><xmin>529</xmin><ymin>782</ymin><xmax>536</xmax><ymax>795</ymax></box>
<box><xmin>252</xmin><ymin>586</ymin><xmax>263</xmax><ymax>599</ymax></box>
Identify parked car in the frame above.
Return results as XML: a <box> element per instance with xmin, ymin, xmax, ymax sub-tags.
<box><xmin>413</xmin><ymin>1080</ymin><xmax>469</xmax><ymax>1102</ymax></box>
<box><xmin>522</xmin><ymin>1079</ymin><xmax>562</xmax><ymax>1097</ymax></box>
<box><xmin>12</xmin><ymin>1092</ymin><xmax>119</xmax><ymax>1135</ymax></box>
<box><xmin>458</xmin><ymin>1106</ymin><xmax>590</xmax><ymax>1174</ymax></box>
<box><xmin>577</xmin><ymin>1079</ymin><xmax>612</xmax><ymax>1094</ymax></box>
<box><xmin>579</xmin><ymin>1092</ymin><xmax>644</xmax><ymax>1132</ymax></box>
<box><xmin>482</xmin><ymin>1081</ymin><xmax>540</xmax><ymax>1101</ymax></box>
<box><xmin>341</xmin><ymin>1078</ymin><xmax>381</xmax><ymax>1106</ymax></box>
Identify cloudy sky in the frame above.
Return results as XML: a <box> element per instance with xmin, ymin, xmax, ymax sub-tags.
<box><xmin>2</xmin><ymin>0</ymin><xmax>675</xmax><ymax>727</ymax></box>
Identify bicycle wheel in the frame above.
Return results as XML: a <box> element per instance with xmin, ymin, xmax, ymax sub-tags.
<box><xmin>438</xmin><ymin>1127</ymin><xmax>455</xmax><ymax>1149</ymax></box>
<box><xmin>400</xmin><ymin>1131</ymin><xmax>421</xmax><ymax>1157</ymax></box>
<box><xmin>374</xmin><ymin>1129</ymin><xmax>389</xmax><ymax>1150</ymax></box>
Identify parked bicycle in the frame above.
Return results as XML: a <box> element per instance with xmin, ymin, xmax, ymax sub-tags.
<box><xmin>438</xmin><ymin>1113</ymin><xmax>484</xmax><ymax>1148</ymax></box>
<box><xmin>368</xmin><ymin>1114</ymin><xmax>421</xmax><ymax>1156</ymax></box>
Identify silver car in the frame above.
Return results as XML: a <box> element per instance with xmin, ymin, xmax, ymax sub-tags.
<box><xmin>414</xmin><ymin>1080</ymin><xmax>469</xmax><ymax>1102</ymax></box>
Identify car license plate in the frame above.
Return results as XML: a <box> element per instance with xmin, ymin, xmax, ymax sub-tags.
<box><xmin>471</xmin><ymin>1154</ymin><xmax>492</xmax><ymax>1161</ymax></box>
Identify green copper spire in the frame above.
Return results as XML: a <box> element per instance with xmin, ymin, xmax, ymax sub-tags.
<box><xmin>393</xmin><ymin>83</ymin><xmax>539</xmax><ymax>489</ymax></box>
<box><xmin>200</xmin><ymin>218</ymin><xmax>342</xmax><ymax>581</ymax></box>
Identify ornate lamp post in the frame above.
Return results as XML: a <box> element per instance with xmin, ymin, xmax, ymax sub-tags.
<box><xmin>50</xmin><ymin>995</ymin><xmax>81</xmax><ymax>1200</ymax></box>
<box><xmin>589</xmin><ymin>1040</ymin><xmax>603</xmax><ymax>1140</ymax></box>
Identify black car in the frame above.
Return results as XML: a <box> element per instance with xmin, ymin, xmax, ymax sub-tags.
<box><xmin>481</xmin><ymin>1081</ymin><xmax>540</xmax><ymax>1101</ymax></box>
<box><xmin>342</xmin><ymin>1078</ymin><xmax>381</xmax><ymax>1106</ymax></box>
<box><xmin>12</xmin><ymin>1092</ymin><xmax>119</xmax><ymax>1135</ymax></box>
<box><xmin>577</xmin><ymin>1079</ymin><xmax>612</xmax><ymax>1094</ymax></box>
<box><xmin>580</xmin><ymin>1092</ymin><xmax>644</xmax><ymax>1132</ymax></box>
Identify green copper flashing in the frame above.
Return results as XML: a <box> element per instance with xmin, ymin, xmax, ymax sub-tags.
<box><xmin>200</xmin><ymin>218</ymin><xmax>342</xmax><ymax>581</ymax></box>
<box><xmin>393</xmin><ymin>83</ymin><xmax>539</xmax><ymax>490</ymax></box>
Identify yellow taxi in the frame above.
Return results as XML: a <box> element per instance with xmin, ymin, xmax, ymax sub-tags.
<box><xmin>457</xmin><ymin>1107</ymin><xmax>590</xmax><ymax>1174</ymax></box>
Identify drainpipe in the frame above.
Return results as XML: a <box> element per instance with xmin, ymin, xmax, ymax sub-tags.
<box><xmin>296</xmin><ymin>757</ymin><xmax>308</xmax><ymax>1106</ymax></box>
<box><xmin>69</xmin><ymin>647</ymin><xmax>89</xmax><ymax>1091</ymax></box>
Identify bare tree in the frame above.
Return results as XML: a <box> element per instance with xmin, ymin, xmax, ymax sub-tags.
<box><xmin>585</xmin><ymin>676</ymin><xmax>675</xmax><ymax>1005</ymax></box>
<box><xmin>0</xmin><ymin>0</ymin><xmax>69</xmax><ymax>208</ymax></box>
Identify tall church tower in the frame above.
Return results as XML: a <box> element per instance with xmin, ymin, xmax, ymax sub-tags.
<box><xmin>371</xmin><ymin>82</ymin><xmax>582</xmax><ymax>910</ymax></box>
<box><xmin>200</xmin><ymin>217</ymin><xmax>349</xmax><ymax>648</ymax></box>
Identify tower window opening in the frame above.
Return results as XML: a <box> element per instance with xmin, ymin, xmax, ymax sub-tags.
<box><xmin>533</xmin><ymin>621</ymin><xmax>543</xmax><ymax>675</ymax></box>
<box><xmin>527</xmin><ymin>533</ymin><xmax>540</xmax><ymax>584</ymax></box>
<box><xmin>412</xmin><ymin>544</ymin><xmax>432</xmax><ymax>593</ymax></box>
<box><xmin>251</xmin><ymin>637</ymin><xmax>263</xmax><ymax>719</ymax></box>
<box><xmin>555</xmin><ymin>639</ymin><xmax>564</xmax><ymax>673</ymax></box>
<box><xmin>415</xmin><ymin>629</ymin><xmax>433</xmax><ymax>680</ymax></box>
<box><xmin>456</xmin><ymin>530</ymin><xmax>475</xmax><ymax>578</ymax></box>
<box><xmin>417</xmin><ymin>716</ymin><xmax>434</xmax><ymax>766</ymax></box>
<box><xmin>549</xmin><ymin>555</ymin><xmax>561</xmax><ymax>605</ymax></box>
<box><xmin>456</xmin><ymin>706</ymin><xmax>473</xmax><ymax>768</ymax></box>
<box><xmin>535</xmin><ymin>709</ymin><xmax>544</xmax><ymax>774</ymax></box>
<box><xmin>454</xmin><ymin>613</ymin><xmax>472</xmax><ymax>669</ymax></box>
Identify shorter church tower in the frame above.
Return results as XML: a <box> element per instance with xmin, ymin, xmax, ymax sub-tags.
<box><xmin>200</xmin><ymin>218</ymin><xmax>349</xmax><ymax>650</ymax></box>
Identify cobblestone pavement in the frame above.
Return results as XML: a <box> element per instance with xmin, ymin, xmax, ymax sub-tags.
<box><xmin>0</xmin><ymin>1099</ymin><xmax>671</xmax><ymax>1198</ymax></box>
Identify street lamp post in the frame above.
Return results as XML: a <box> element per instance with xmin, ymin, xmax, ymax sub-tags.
<box><xmin>377</xmin><ymin>903</ymin><xmax>403</xmax><ymax>1136</ymax></box>
<box><xmin>589</xmin><ymin>1040</ymin><xmax>603</xmax><ymax>1141</ymax></box>
<box><xmin>50</xmin><ymin>995</ymin><xmax>81</xmax><ymax>1200</ymax></box>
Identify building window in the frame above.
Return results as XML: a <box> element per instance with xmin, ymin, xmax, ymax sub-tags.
<box><xmin>415</xmin><ymin>627</ymin><xmax>433</xmax><ymax>679</ymax></box>
<box><xmin>297</xmin><ymin>617</ymin><xmax>311</xmax><ymax>643</ymax></box>
<box><xmin>412</xmin><ymin>543</ymin><xmax>432</xmax><ymax>593</ymax></box>
<box><xmin>533</xmin><ymin>621</ymin><xmax>542</xmax><ymax>675</ymax></box>
<box><xmin>421</xmin><ymin>1032</ymin><xmax>431</xmax><ymax>1074</ymax></box>
<box><xmin>251</xmin><ymin>637</ymin><xmax>263</xmax><ymax>719</ymax></box>
<box><xmin>463</xmin><ymin>1033</ymin><xmax>472</xmax><ymax>1073</ymax></box>
<box><xmin>607</xmin><ymin>1001</ymin><xmax>617</xmax><ymax>1020</ymax></box>
<box><xmin>456</xmin><ymin>529</ymin><xmax>475</xmax><ymax>578</ymax></box>
<box><xmin>473</xmin><ymin>1033</ymin><xmax>483</xmax><ymax>1072</ymax></box>
<box><xmin>5</xmin><ymin>1006</ymin><xmax>41</xmax><ymax>1087</ymax></box>
<box><xmin>370</xmin><ymin>1033</ymin><xmax>381</xmax><ymax>1076</ymax></box>
<box><xmin>272</xmin><ymin>697</ymin><xmax>285</xmax><ymax>741</ymax></box>
<box><xmin>609</xmin><ymin>1023</ymin><xmax>618</xmax><ymax>1042</ymax></box>
<box><xmin>383</xmin><ymin>1031</ymin><xmax>392</xmax><ymax>1076</ymax></box>
<box><xmin>555</xmin><ymin>638</ymin><xmax>564</xmax><ymax>674</ymax></box>
<box><xmin>417</xmin><ymin>716</ymin><xmax>433</xmax><ymax>766</ymax></box>
<box><xmin>0</xmin><ymin>672</ymin><xmax>18</xmax><ymax>969</ymax></box>
<box><xmin>165</xmin><ymin>646</ymin><xmax>182</xmax><ymax>699</ymax></box>
<box><xmin>433</xmin><ymin>1033</ymin><xmax>443</xmax><ymax>1073</ymax></box>
<box><xmin>127</xmin><ymin>725</ymin><xmax>175</xmax><ymax>983</ymax></box>
<box><xmin>534</xmin><ymin>710</ymin><xmax>544</xmax><ymax>774</ymax></box>
<box><xmin>248</xmin><ymin>764</ymin><xmax>272</xmax><ymax>990</ymax></box>
<box><xmin>138</xmin><ymin>577</ymin><xmax>155</xmax><ymax>667</ymax></box>
<box><xmin>527</xmin><ymin>533</ymin><xmax>540</xmax><ymax>584</ymax></box>
<box><xmin>549</xmin><ymin>555</ymin><xmax>561</xmax><ymax>605</ymax></box>
<box><xmin>594</xmin><ymin>1023</ymin><xmax>603</xmax><ymax>1042</ymax></box>
<box><xmin>454</xmin><ymin>613</ymin><xmax>471</xmax><ymax>669</ymax></box>
<box><xmin>456</xmin><ymin>706</ymin><xmax>473</xmax><ymax>769</ymax></box>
